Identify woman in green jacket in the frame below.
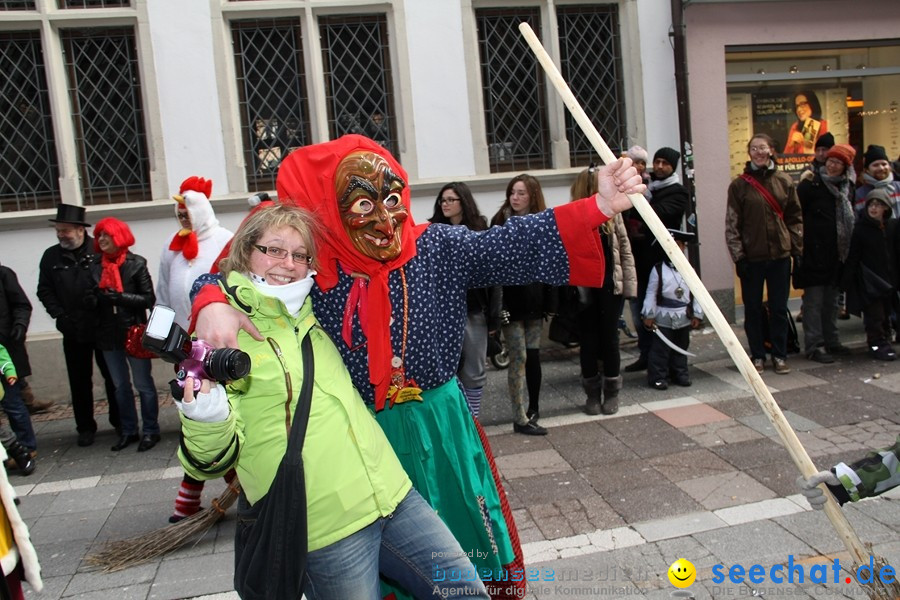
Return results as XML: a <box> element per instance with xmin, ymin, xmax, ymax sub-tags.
<box><xmin>178</xmin><ymin>204</ymin><xmax>488</xmax><ymax>600</ymax></box>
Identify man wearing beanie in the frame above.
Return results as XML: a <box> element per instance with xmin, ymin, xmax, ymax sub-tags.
<box><xmin>625</xmin><ymin>146</ymin><xmax>690</xmax><ymax>372</ymax></box>
<box><xmin>800</xmin><ymin>132</ymin><xmax>835</xmax><ymax>183</ymax></box>
<box><xmin>796</xmin><ymin>143</ymin><xmax>856</xmax><ymax>364</ymax></box>
<box><xmin>854</xmin><ymin>144</ymin><xmax>899</xmax><ymax>217</ymax></box>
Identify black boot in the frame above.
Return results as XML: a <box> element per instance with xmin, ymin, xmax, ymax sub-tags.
<box><xmin>581</xmin><ymin>375</ymin><xmax>603</xmax><ymax>415</ymax></box>
<box><xmin>601</xmin><ymin>375</ymin><xmax>622</xmax><ymax>415</ymax></box>
<box><xmin>7</xmin><ymin>442</ymin><xmax>35</xmax><ymax>476</ymax></box>
<box><xmin>525</xmin><ymin>348</ymin><xmax>542</xmax><ymax>420</ymax></box>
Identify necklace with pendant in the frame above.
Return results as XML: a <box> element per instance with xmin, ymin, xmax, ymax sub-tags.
<box><xmin>388</xmin><ymin>267</ymin><xmax>422</xmax><ymax>407</ymax></box>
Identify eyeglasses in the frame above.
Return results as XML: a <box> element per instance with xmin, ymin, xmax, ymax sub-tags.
<box><xmin>795</xmin><ymin>101</ymin><xmax>810</xmax><ymax>109</ymax></box>
<box><xmin>176</xmin><ymin>212</ymin><xmax>191</xmax><ymax>221</ymax></box>
<box><xmin>749</xmin><ymin>146</ymin><xmax>770</xmax><ymax>153</ymax></box>
<box><xmin>440</xmin><ymin>196</ymin><xmax>460</xmax><ymax>205</ymax></box>
<box><xmin>254</xmin><ymin>244</ymin><xmax>312</xmax><ymax>265</ymax></box>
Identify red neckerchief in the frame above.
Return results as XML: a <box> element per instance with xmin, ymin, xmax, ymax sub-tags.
<box><xmin>276</xmin><ymin>135</ymin><xmax>428</xmax><ymax>410</ymax></box>
<box><xmin>99</xmin><ymin>249</ymin><xmax>127</xmax><ymax>292</ymax></box>
<box><xmin>169</xmin><ymin>229</ymin><xmax>199</xmax><ymax>260</ymax></box>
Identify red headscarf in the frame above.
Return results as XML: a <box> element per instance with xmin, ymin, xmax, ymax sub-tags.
<box><xmin>93</xmin><ymin>217</ymin><xmax>135</xmax><ymax>293</ymax></box>
<box><xmin>276</xmin><ymin>135</ymin><xmax>427</xmax><ymax>408</ymax></box>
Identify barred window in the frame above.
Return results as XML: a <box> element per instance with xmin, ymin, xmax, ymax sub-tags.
<box><xmin>0</xmin><ymin>31</ymin><xmax>59</xmax><ymax>211</ymax></box>
<box><xmin>57</xmin><ymin>0</ymin><xmax>130</xmax><ymax>8</ymax></box>
<box><xmin>61</xmin><ymin>27</ymin><xmax>151</xmax><ymax>204</ymax></box>
<box><xmin>0</xmin><ymin>1</ymin><xmax>35</xmax><ymax>9</ymax></box>
<box><xmin>232</xmin><ymin>18</ymin><xmax>310</xmax><ymax>192</ymax></box>
<box><xmin>476</xmin><ymin>8</ymin><xmax>550</xmax><ymax>172</ymax></box>
<box><xmin>320</xmin><ymin>14</ymin><xmax>397</xmax><ymax>157</ymax></box>
<box><xmin>558</xmin><ymin>5</ymin><xmax>626</xmax><ymax>165</ymax></box>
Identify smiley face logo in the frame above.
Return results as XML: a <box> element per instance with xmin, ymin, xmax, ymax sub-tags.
<box><xmin>668</xmin><ymin>558</ymin><xmax>696</xmax><ymax>588</ymax></box>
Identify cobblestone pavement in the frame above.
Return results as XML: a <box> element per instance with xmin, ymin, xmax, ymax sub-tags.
<box><xmin>14</xmin><ymin>308</ymin><xmax>900</xmax><ymax>599</ymax></box>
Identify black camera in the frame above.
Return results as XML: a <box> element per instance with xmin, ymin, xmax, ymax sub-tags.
<box><xmin>143</xmin><ymin>305</ymin><xmax>251</xmax><ymax>391</ymax></box>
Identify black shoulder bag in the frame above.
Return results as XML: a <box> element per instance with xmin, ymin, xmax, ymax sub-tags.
<box><xmin>234</xmin><ymin>331</ymin><xmax>314</xmax><ymax>600</ymax></box>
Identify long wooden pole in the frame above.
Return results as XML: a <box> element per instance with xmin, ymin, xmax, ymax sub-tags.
<box><xmin>517</xmin><ymin>21</ymin><xmax>880</xmax><ymax>573</ymax></box>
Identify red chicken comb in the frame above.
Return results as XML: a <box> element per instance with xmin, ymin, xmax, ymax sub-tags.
<box><xmin>178</xmin><ymin>176</ymin><xmax>213</xmax><ymax>198</ymax></box>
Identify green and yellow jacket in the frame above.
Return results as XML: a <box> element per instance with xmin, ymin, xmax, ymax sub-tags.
<box><xmin>179</xmin><ymin>272</ymin><xmax>411</xmax><ymax>551</ymax></box>
<box><xmin>830</xmin><ymin>435</ymin><xmax>900</xmax><ymax>504</ymax></box>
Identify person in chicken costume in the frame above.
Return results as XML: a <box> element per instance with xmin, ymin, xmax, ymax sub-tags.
<box><xmin>157</xmin><ymin>176</ymin><xmax>234</xmax><ymax>522</ymax></box>
<box><xmin>192</xmin><ymin>135</ymin><xmax>642</xmax><ymax>598</ymax></box>
<box><xmin>0</xmin><ymin>445</ymin><xmax>41</xmax><ymax>599</ymax></box>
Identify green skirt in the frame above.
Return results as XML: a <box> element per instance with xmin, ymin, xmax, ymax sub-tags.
<box><xmin>375</xmin><ymin>378</ymin><xmax>516</xmax><ymax>586</ymax></box>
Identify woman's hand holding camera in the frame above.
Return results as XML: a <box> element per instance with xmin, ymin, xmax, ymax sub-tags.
<box><xmin>178</xmin><ymin>376</ymin><xmax>230</xmax><ymax>423</ymax></box>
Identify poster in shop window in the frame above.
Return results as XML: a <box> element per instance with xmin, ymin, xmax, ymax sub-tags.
<box><xmin>750</xmin><ymin>88</ymin><xmax>847</xmax><ymax>182</ymax></box>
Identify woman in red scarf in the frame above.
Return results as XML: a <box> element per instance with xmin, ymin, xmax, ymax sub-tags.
<box><xmin>89</xmin><ymin>218</ymin><xmax>159</xmax><ymax>452</ymax></box>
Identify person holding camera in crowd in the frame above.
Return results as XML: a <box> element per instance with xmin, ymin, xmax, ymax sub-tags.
<box><xmin>37</xmin><ymin>205</ymin><xmax>119</xmax><ymax>448</ymax></box>
<box><xmin>88</xmin><ymin>218</ymin><xmax>160</xmax><ymax>452</ymax></box>
<box><xmin>177</xmin><ymin>203</ymin><xmax>490</xmax><ymax>600</ymax></box>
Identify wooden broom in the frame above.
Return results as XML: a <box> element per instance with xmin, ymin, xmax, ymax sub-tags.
<box><xmin>518</xmin><ymin>22</ymin><xmax>900</xmax><ymax>600</ymax></box>
<box><xmin>84</xmin><ymin>478</ymin><xmax>241</xmax><ymax>573</ymax></box>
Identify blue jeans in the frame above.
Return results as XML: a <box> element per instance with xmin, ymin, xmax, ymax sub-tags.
<box><xmin>739</xmin><ymin>258</ymin><xmax>791</xmax><ymax>360</ymax></box>
<box><xmin>0</xmin><ymin>380</ymin><xmax>36</xmax><ymax>451</ymax></box>
<box><xmin>102</xmin><ymin>350</ymin><xmax>159</xmax><ymax>436</ymax></box>
<box><xmin>304</xmin><ymin>489</ymin><xmax>489</xmax><ymax>600</ymax></box>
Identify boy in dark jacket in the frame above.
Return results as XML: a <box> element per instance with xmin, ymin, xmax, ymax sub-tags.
<box><xmin>842</xmin><ymin>188</ymin><xmax>896</xmax><ymax>360</ymax></box>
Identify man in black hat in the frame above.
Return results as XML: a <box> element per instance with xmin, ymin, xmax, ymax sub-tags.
<box><xmin>800</xmin><ymin>132</ymin><xmax>835</xmax><ymax>183</ymax></box>
<box><xmin>625</xmin><ymin>147</ymin><xmax>690</xmax><ymax>373</ymax></box>
<box><xmin>37</xmin><ymin>204</ymin><xmax>118</xmax><ymax>447</ymax></box>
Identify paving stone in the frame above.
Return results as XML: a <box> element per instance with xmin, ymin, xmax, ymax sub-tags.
<box><xmin>706</xmin><ymin>396</ymin><xmax>763</xmax><ymax>418</ymax></box>
<box><xmin>693</xmin><ymin>520</ymin><xmax>815</xmax><ymax>566</ymax></box>
<box><xmin>714</xmin><ymin>497</ymin><xmax>804</xmax><ymax>525</ymax></box>
<box><xmin>64</xmin><ymin>561</ymin><xmax>157</xmax><ymax>595</ymax></box>
<box><xmin>507</xmin><ymin>471</ymin><xmax>597</xmax><ymax>506</ymax></box>
<box><xmin>615</xmin><ymin>427</ymin><xmax>699</xmax><ymax>459</ymax></box>
<box><xmin>633</xmin><ymin>511</ymin><xmax>726</xmax><ymax>542</ymax></box>
<box><xmin>29</xmin><ymin>508</ymin><xmax>111</xmax><ymax>544</ymax></box>
<box><xmin>42</xmin><ymin>484</ymin><xmax>126</xmax><ymax>516</ymax></box>
<box><xmin>680</xmin><ymin>420</ymin><xmax>764</xmax><ymax>447</ymax></box>
<box><xmin>677</xmin><ymin>471</ymin><xmax>777</xmax><ymax>510</ymax></box>
<box><xmin>151</xmin><ymin>552</ymin><xmax>236</xmax><ymax>600</ymax></box>
<box><xmin>606</xmin><ymin>482</ymin><xmax>703</xmax><ymax>523</ymax></box>
<box><xmin>744</xmin><ymin>459</ymin><xmax>811</xmax><ymax>497</ymax></box>
<box><xmin>578</xmin><ymin>495</ymin><xmax>627</xmax><ymax>531</ymax></box>
<box><xmin>534</xmin><ymin>515</ymin><xmax>575</xmax><ymax>540</ymax></box>
<box><xmin>773</xmin><ymin>504</ymin><xmax>898</xmax><ymax>556</ymax></box>
<box><xmin>550</xmin><ymin>423</ymin><xmax>639</xmax><ymax>468</ymax></box>
<box><xmin>649</xmin><ymin>448</ymin><xmax>735</xmax><ymax>483</ymax></box>
<box><xmin>653</xmin><ymin>404</ymin><xmax>732</xmax><ymax>429</ymax></box>
<box><xmin>494</xmin><ymin>449</ymin><xmax>572</xmax><ymax>479</ymax></box>
<box><xmin>580</xmin><ymin>460</ymin><xmax>663</xmax><ymax>494</ymax></box>
<box><xmin>737</xmin><ymin>410</ymin><xmax>822</xmax><ymax>437</ymax></box>
<box><xmin>710</xmin><ymin>436</ymin><xmax>791</xmax><ymax>469</ymax></box>
<box><xmin>482</xmin><ymin>431</ymin><xmax>553</xmax><ymax>458</ymax></box>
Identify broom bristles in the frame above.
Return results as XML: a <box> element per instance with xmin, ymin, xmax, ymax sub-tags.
<box><xmin>84</xmin><ymin>480</ymin><xmax>241</xmax><ymax>573</ymax></box>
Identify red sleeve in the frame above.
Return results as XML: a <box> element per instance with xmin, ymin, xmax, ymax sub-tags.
<box><xmin>188</xmin><ymin>284</ymin><xmax>228</xmax><ymax>334</ymax></box>
<box><xmin>554</xmin><ymin>197</ymin><xmax>610</xmax><ymax>286</ymax></box>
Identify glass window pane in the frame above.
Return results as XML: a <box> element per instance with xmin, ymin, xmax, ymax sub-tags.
<box><xmin>57</xmin><ymin>0</ymin><xmax>130</xmax><ymax>8</ymax></box>
<box><xmin>476</xmin><ymin>8</ymin><xmax>550</xmax><ymax>172</ymax></box>
<box><xmin>558</xmin><ymin>5</ymin><xmax>626</xmax><ymax>165</ymax></box>
<box><xmin>232</xmin><ymin>18</ymin><xmax>310</xmax><ymax>191</ymax></box>
<box><xmin>61</xmin><ymin>27</ymin><xmax>151</xmax><ymax>204</ymax></box>
<box><xmin>0</xmin><ymin>1</ymin><xmax>36</xmax><ymax>10</ymax></box>
<box><xmin>320</xmin><ymin>14</ymin><xmax>397</xmax><ymax>156</ymax></box>
<box><xmin>0</xmin><ymin>30</ymin><xmax>60</xmax><ymax>210</ymax></box>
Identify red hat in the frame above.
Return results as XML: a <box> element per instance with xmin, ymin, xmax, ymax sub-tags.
<box><xmin>826</xmin><ymin>144</ymin><xmax>856</xmax><ymax>167</ymax></box>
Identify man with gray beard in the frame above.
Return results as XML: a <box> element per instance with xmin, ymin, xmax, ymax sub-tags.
<box><xmin>37</xmin><ymin>204</ymin><xmax>118</xmax><ymax>447</ymax></box>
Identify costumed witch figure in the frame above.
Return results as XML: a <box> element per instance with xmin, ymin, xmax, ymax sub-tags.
<box><xmin>192</xmin><ymin>135</ymin><xmax>643</xmax><ymax>599</ymax></box>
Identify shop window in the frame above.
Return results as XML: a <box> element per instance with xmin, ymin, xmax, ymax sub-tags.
<box><xmin>558</xmin><ymin>4</ymin><xmax>626</xmax><ymax>166</ymax></box>
<box><xmin>61</xmin><ymin>27</ymin><xmax>151</xmax><ymax>205</ymax></box>
<box><xmin>57</xmin><ymin>0</ymin><xmax>130</xmax><ymax>7</ymax></box>
<box><xmin>0</xmin><ymin>1</ymin><xmax>35</xmax><ymax>9</ymax></box>
<box><xmin>0</xmin><ymin>30</ymin><xmax>59</xmax><ymax>211</ymax></box>
<box><xmin>232</xmin><ymin>18</ymin><xmax>310</xmax><ymax>191</ymax></box>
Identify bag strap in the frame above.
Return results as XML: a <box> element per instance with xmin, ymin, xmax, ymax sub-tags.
<box><xmin>284</xmin><ymin>331</ymin><xmax>314</xmax><ymax>467</ymax></box>
<box><xmin>741</xmin><ymin>173</ymin><xmax>784</xmax><ymax>220</ymax></box>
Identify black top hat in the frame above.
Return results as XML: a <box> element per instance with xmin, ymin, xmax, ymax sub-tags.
<box><xmin>667</xmin><ymin>228</ymin><xmax>695</xmax><ymax>243</ymax></box>
<box><xmin>48</xmin><ymin>204</ymin><xmax>91</xmax><ymax>227</ymax></box>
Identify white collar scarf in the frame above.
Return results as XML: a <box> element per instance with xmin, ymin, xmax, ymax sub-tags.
<box><xmin>249</xmin><ymin>271</ymin><xmax>316</xmax><ymax>316</ymax></box>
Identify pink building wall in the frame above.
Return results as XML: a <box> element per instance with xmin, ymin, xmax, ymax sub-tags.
<box><xmin>682</xmin><ymin>0</ymin><xmax>900</xmax><ymax>311</ymax></box>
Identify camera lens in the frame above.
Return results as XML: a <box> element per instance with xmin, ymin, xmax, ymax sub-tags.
<box><xmin>204</xmin><ymin>348</ymin><xmax>252</xmax><ymax>381</ymax></box>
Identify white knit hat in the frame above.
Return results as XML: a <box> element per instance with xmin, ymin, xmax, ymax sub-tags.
<box><xmin>626</xmin><ymin>145</ymin><xmax>649</xmax><ymax>163</ymax></box>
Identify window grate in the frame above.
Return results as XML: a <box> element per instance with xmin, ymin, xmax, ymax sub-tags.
<box><xmin>0</xmin><ymin>31</ymin><xmax>60</xmax><ymax>210</ymax></box>
<box><xmin>57</xmin><ymin>0</ymin><xmax>130</xmax><ymax>8</ymax></box>
<box><xmin>558</xmin><ymin>5</ymin><xmax>626</xmax><ymax>165</ymax></box>
<box><xmin>320</xmin><ymin>14</ymin><xmax>396</xmax><ymax>157</ymax></box>
<box><xmin>476</xmin><ymin>8</ymin><xmax>550</xmax><ymax>173</ymax></box>
<box><xmin>61</xmin><ymin>27</ymin><xmax>150</xmax><ymax>205</ymax></box>
<box><xmin>0</xmin><ymin>1</ymin><xmax>35</xmax><ymax>9</ymax></box>
<box><xmin>232</xmin><ymin>18</ymin><xmax>310</xmax><ymax>191</ymax></box>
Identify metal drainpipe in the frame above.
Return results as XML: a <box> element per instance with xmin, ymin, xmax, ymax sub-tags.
<box><xmin>670</xmin><ymin>0</ymin><xmax>701</xmax><ymax>275</ymax></box>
